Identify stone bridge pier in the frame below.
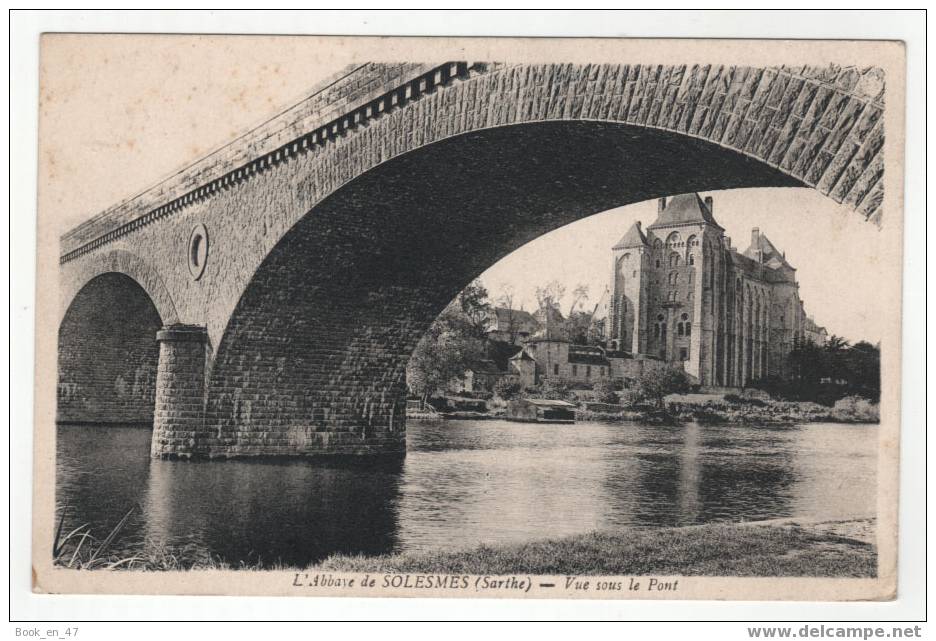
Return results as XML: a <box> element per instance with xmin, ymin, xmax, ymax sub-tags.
<box><xmin>56</xmin><ymin>61</ymin><xmax>886</xmax><ymax>458</ymax></box>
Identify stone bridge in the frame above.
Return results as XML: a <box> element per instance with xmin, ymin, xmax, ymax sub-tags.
<box><xmin>57</xmin><ymin>61</ymin><xmax>886</xmax><ymax>458</ymax></box>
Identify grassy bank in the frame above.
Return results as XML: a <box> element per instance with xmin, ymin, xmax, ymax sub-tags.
<box><xmin>58</xmin><ymin>518</ymin><xmax>875</xmax><ymax>575</ymax></box>
<box><xmin>314</xmin><ymin>519</ymin><xmax>876</xmax><ymax>577</ymax></box>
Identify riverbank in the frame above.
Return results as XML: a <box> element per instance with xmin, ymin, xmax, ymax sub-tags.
<box><xmin>64</xmin><ymin>517</ymin><xmax>875</xmax><ymax>575</ymax></box>
<box><xmin>313</xmin><ymin>518</ymin><xmax>875</xmax><ymax>577</ymax></box>
<box><xmin>426</xmin><ymin>393</ymin><xmax>879</xmax><ymax>425</ymax></box>
<box><xmin>578</xmin><ymin>395</ymin><xmax>878</xmax><ymax>425</ymax></box>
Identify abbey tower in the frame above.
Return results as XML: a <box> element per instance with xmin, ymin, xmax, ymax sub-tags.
<box><xmin>609</xmin><ymin>193</ymin><xmax>808</xmax><ymax>388</ymax></box>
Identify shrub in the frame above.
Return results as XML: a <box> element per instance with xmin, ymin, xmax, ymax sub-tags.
<box><xmin>591</xmin><ymin>379</ymin><xmax>619</xmax><ymax>404</ymax></box>
<box><xmin>635</xmin><ymin>366</ymin><xmax>690</xmax><ymax>408</ymax></box>
<box><xmin>617</xmin><ymin>389</ymin><xmax>643</xmax><ymax>408</ymax></box>
<box><xmin>493</xmin><ymin>378</ymin><xmax>522</xmax><ymax>401</ymax></box>
<box><xmin>724</xmin><ymin>393</ymin><xmax>766</xmax><ymax>407</ymax></box>
<box><xmin>832</xmin><ymin>396</ymin><xmax>880</xmax><ymax>423</ymax></box>
<box><xmin>539</xmin><ymin>377</ymin><xmax>574</xmax><ymax>401</ymax></box>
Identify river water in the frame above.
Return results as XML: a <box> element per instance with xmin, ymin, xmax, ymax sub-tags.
<box><xmin>55</xmin><ymin>419</ymin><xmax>877</xmax><ymax>567</ymax></box>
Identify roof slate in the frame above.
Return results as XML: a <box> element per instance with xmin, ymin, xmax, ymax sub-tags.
<box><xmin>648</xmin><ymin>193</ymin><xmax>722</xmax><ymax>229</ymax></box>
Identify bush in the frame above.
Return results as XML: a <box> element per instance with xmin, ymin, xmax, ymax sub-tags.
<box><xmin>617</xmin><ymin>389</ymin><xmax>643</xmax><ymax>408</ymax></box>
<box><xmin>635</xmin><ymin>366</ymin><xmax>690</xmax><ymax>408</ymax></box>
<box><xmin>832</xmin><ymin>396</ymin><xmax>880</xmax><ymax>423</ymax></box>
<box><xmin>493</xmin><ymin>378</ymin><xmax>522</xmax><ymax>401</ymax></box>
<box><xmin>590</xmin><ymin>379</ymin><xmax>619</xmax><ymax>404</ymax></box>
<box><xmin>724</xmin><ymin>393</ymin><xmax>766</xmax><ymax>407</ymax></box>
<box><xmin>539</xmin><ymin>377</ymin><xmax>574</xmax><ymax>401</ymax></box>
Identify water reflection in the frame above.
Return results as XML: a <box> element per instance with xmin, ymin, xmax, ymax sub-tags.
<box><xmin>55</xmin><ymin>419</ymin><xmax>877</xmax><ymax>566</ymax></box>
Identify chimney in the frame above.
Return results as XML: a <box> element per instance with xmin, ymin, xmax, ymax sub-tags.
<box><xmin>704</xmin><ymin>196</ymin><xmax>713</xmax><ymax>213</ymax></box>
<box><xmin>658</xmin><ymin>197</ymin><xmax>666</xmax><ymax>213</ymax></box>
<box><xmin>725</xmin><ymin>236</ymin><xmax>732</xmax><ymax>249</ymax></box>
<box><xmin>751</xmin><ymin>227</ymin><xmax>760</xmax><ymax>246</ymax></box>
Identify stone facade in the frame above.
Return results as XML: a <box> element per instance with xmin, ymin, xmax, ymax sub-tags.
<box><xmin>56</xmin><ymin>62</ymin><xmax>884</xmax><ymax>457</ymax></box>
<box><xmin>519</xmin><ymin>339</ymin><xmax>611</xmax><ymax>385</ymax></box>
<box><xmin>608</xmin><ymin>193</ymin><xmax>813</xmax><ymax>388</ymax></box>
<box><xmin>804</xmin><ymin>316</ymin><xmax>830</xmax><ymax>346</ymax></box>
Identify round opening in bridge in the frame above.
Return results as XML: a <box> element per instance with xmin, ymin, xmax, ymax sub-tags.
<box><xmin>187</xmin><ymin>224</ymin><xmax>209</xmax><ymax>280</ymax></box>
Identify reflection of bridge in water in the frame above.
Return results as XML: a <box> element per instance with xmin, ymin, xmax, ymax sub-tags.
<box><xmin>57</xmin><ymin>62</ymin><xmax>885</xmax><ymax>458</ymax></box>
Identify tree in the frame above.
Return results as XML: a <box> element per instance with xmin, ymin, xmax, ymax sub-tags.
<box><xmin>495</xmin><ymin>285</ymin><xmax>519</xmax><ymax>344</ymax></box>
<box><xmin>567</xmin><ymin>284</ymin><xmax>590</xmax><ymax>317</ymax></box>
<box><xmin>845</xmin><ymin>341</ymin><xmax>880</xmax><ymax>401</ymax></box>
<box><xmin>780</xmin><ymin>334</ymin><xmax>880</xmax><ymax>404</ymax></box>
<box><xmin>406</xmin><ymin>305</ymin><xmax>485</xmax><ymax>403</ymax></box>
<box><xmin>635</xmin><ymin>366</ymin><xmax>690</xmax><ymax>408</ymax></box>
<box><xmin>535</xmin><ymin>280</ymin><xmax>566</xmax><ymax>313</ymax></box>
<box><xmin>566</xmin><ymin>310</ymin><xmax>595</xmax><ymax>345</ymax></box>
<box><xmin>456</xmin><ymin>279</ymin><xmax>492</xmax><ymax>338</ymax></box>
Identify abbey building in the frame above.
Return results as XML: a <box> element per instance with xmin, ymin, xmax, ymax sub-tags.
<box><xmin>608</xmin><ymin>193</ymin><xmax>812</xmax><ymax>388</ymax></box>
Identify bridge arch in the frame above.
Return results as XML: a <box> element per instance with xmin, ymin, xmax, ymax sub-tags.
<box><xmin>57</xmin><ymin>269</ymin><xmax>166</xmax><ymax>424</ymax></box>
<box><xmin>199</xmin><ymin>117</ymin><xmax>809</xmax><ymax>456</ymax></box>
<box><xmin>60</xmin><ymin>249</ymin><xmax>178</xmax><ymax>326</ymax></box>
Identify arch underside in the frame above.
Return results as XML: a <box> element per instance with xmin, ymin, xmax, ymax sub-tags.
<box><xmin>57</xmin><ymin>272</ymin><xmax>163</xmax><ymax>424</ymax></box>
<box><xmin>201</xmin><ymin>120</ymin><xmax>802</xmax><ymax>455</ymax></box>
<box><xmin>59</xmin><ymin>249</ymin><xmax>179</xmax><ymax>327</ymax></box>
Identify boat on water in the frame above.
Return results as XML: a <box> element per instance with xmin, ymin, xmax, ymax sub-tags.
<box><xmin>505</xmin><ymin>398</ymin><xmax>577</xmax><ymax>424</ymax></box>
<box><xmin>405</xmin><ymin>399</ymin><xmax>441</xmax><ymax>420</ymax></box>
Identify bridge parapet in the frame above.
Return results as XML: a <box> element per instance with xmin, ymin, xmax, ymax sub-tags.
<box><xmin>61</xmin><ymin>61</ymin><xmax>886</xmax><ymax>265</ymax></box>
<box><xmin>61</xmin><ymin>61</ymin><xmax>454</xmax><ymax>261</ymax></box>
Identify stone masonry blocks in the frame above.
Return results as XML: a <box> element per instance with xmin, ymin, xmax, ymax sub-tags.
<box><xmin>151</xmin><ymin>324</ymin><xmax>209</xmax><ymax>459</ymax></box>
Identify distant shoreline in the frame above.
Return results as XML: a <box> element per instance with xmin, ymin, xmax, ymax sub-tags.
<box><xmin>423</xmin><ymin>395</ymin><xmax>880</xmax><ymax>425</ymax></box>
<box><xmin>313</xmin><ymin>518</ymin><xmax>876</xmax><ymax>577</ymax></box>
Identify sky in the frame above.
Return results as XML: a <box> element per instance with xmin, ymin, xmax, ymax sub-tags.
<box><xmin>40</xmin><ymin>35</ymin><xmax>892</xmax><ymax>345</ymax></box>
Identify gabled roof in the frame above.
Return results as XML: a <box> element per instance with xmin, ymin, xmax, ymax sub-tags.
<box><xmin>490</xmin><ymin>307</ymin><xmax>539</xmax><ymax>331</ymax></box>
<box><xmin>648</xmin><ymin>193</ymin><xmax>722</xmax><ymax>230</ymax></box>
<box><xmin>613</xmin><ymin>221</ymin><xmax>648</xmax><ymax>249</ymax></box>
<box><xmin>509</xmin><ymin>350</ymin><xmax>535</xmax><ymax>361</ymax></box>
<box><xmin>743</xmin><ymin>232</ymin><xmax>794</xmax><ymax>270</ymax></box>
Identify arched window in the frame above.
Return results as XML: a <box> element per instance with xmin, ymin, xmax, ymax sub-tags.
<box><xmin>688</xmin><ymin>254</ymin><xmax>695</xmax><ymax>265</ymax></box>
<box><xmin>677</xmin><ymin>322</ymin><xmax>684</xmax><ymax>336</ymax></box>
<box><xmin>685</xmin><ymin>322</ymin><xmax>691</xmax><ymax>336</ymax></box>
<box><xmin>668</xmin><ymin>271</ymin><xmax>678</xmax><ymax>285</ymax></box>
<box><xmin>665</xmin><ymin>231</ymin><xmax>681</xmax><ymax>247</ymax></box>
<box><xmin>654</xmin><ymin>324</ymin><xmax>660</xmax><ymax>338</ymax></box>
<box><xmin>669</xmin><ymin>253</ymin><xmax>680</xmax><ymax>267</ymax></box>
<box><xmin>655</xmin><ymin>259</ymin><xmax>660</xmax><ymax>268</ymax></box>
